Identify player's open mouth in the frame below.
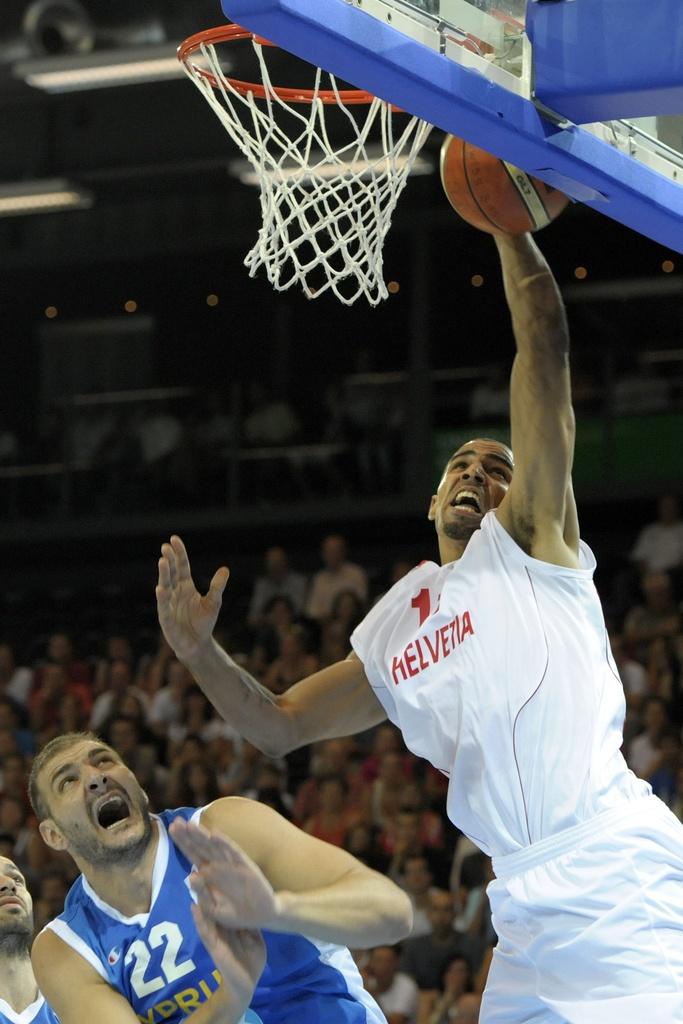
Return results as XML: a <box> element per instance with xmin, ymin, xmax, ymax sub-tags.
<box><xmin>450</xmin><ymin>490</ymin><xmax>483</xmax><ymax>515</ymax></box>
<box><xmin>94</xmin><ymin>793</ymin><xmax>131</xmax><ymax>830</ymax></box>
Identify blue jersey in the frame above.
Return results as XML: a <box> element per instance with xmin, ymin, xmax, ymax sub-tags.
<box><xmin>0</xmin><ymin>994</ymin><xmax>59</xmax><ymax>1024</ymax></box>
<box><xmin>45</xmin><ymin>807</ymin><xmax>385</xmax><ymax>1024</ymax></box>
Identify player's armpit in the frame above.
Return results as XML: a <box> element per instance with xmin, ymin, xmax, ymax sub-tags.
<box><xmin>276</xmin><ymin>650</ymin><xmax>386</xmax><ymax>751</ymax></box>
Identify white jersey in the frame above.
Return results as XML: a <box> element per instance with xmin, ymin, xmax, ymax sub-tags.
<box><xmin>351</xmin><ymin>511</ymin><xmax>649</xmax><ymax>857</ymax></box>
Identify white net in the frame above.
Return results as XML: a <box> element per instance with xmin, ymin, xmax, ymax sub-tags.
<box><xmin>181</xmin><ymin>37</ymin><xmax>433</xmax><ymax>305</ymax></box>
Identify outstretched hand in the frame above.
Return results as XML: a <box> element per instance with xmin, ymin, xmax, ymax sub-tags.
<box><xmin>156</xmin><ymin>535</ymin><xmax>229</xmax><ymax>662</ymax></box>
<box><xmin>170</xmin><ymin>818</ymin><xmax>282</xmax><ymax>930</ymax></box>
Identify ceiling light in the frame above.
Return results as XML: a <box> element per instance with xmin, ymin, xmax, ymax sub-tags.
<box><xmin>14</xmin><ymin>44</ymin><xmax>185</xmax><ymax>92</ymax></box>
<box><xmin>0</xmin><ymin>179</ymin><xmax>92</xmax><ymax>217</ymax></box>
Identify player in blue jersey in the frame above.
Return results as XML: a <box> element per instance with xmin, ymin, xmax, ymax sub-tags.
<box><xmin>28</xmin><ymin>732</ymin><xmax>411</xmax><ymax>1024</ymax></box>
<box><xmin>0</xmin><ymin>856</ymin><xmax>59</xmax><ymax>1024</ymax></box>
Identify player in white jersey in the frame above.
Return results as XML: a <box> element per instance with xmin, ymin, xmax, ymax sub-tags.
<box><xmin>0</xmin><ymin>856</ymin><xmax>59</xmax><ymax>1024</ymax></box>
<box><xmin>157</xmin><ymin>231</ymin><xmax>683</xmax><ymax>1022</ymax></box>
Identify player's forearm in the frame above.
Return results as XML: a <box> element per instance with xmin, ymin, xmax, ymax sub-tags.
<box><xmin>268</xmin><ymin>868</ymin><xmax>413</xmax><ymax>948</ymax></box>
<box><xmin>494</xmin><ymin>233</ymin><xmax>569</xmax><ymax>358</ymax></box>
<box><xmin>182</xmin><ymin>638</ymin><xmax>291</xmax><ymax>757</ymax></box>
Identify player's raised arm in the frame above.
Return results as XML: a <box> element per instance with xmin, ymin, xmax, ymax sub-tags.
<box><xmin>32</xmin><ymin>926</ymin><xmax>261</xmax><ymax>1024</ymax></box>
<box><xmin>157</xmin><ymin>535</ymin><xmax>386</xmax><ymax>756</ymax></box>
<box><xmin>493</xmin><ymin>233</ymin><xmax>580</xmax><ymax>567</ymax></box>
<box><xmin>171</xmin><ymin>799</ymin><xmax>413</xmax><ymax>950</ymax></box>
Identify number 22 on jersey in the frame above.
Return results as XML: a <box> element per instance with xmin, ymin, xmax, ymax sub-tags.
<box><xmin>125</xmin><ymin>921</ymin><xmax>196</xmax><ymax>998</ymax></box>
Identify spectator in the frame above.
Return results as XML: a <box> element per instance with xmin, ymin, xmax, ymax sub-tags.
<box><xmin>0</xmin><ymin>794</ymin><xmax>31</xmax><ymax>869</ymax></box>
<box><xmin>0</xmin><ymin>728</ymin><xmax>20</xmax><ymax>760</ymax></box>
<box><xmin>364</xmin><ymin>945</ymin><xmax>419</xmax><ymax>1024</ymax></box>
<box><xmin>400</xmin><ymin>854</ymin><xmax>437</xmax><ymax>938</ymax></box>
<box><xmin>263</xmin><ymin>627</ymin><xmax>320</xmax><ymax>696</ymax></box>
<box><xmin>106</xmin><ymin>714</ymin><xmax>166</xmax><ymax>809</ymax></box>
<box><xmin>247</xmin><ymin>546</ymin><xmax>308</xmax><ymax>627</ymax></box>
<box><xmin>345</xmin><ymin>822</ymin><xmax>390</xmax><ymax>874</ymax></box>
<box><xmin>303</xmin><ymin>775</ymin><xmax>359</xmax><ymax>847</ymax></box>
<box><xmin>608</xmin><ymin>632</ymin><xmax>649</xmax><ymax>742</ymax></box>
<box><xmin>306</xmin><ymin>534</ymin><xmax>369</xmax><ymax>622</ymax></box>
<box><xmin>0</xmin><ymin>643</ymin><xmax>33</xmax><ymax>707</ymax></box>
<box><xmin>292</xmin><ymin>738</ymin><xmax>355</xmax><ymax>824</ymax></box>
<box><xmin>445</xmin><ymin>992</ymin><xmax>481</xmax><ymax>1024</ymax></box>
<box><xmin>41</xmin><ymin>632</ymin><xmax>90</xmax><ymax>686</ymax></box>
<box><xmin>148</xmin><ymin>658</ymin><xmax>194</xmax><ymax>734</ymax></box>
<box><xmin>243</xmin><ymin>761</ymin><xmax>293</xmax><ymax>817</ymax></box>
<box><xmin>0</xmin><ymin>832</ymin><xmax>14</xmax><ymax>859</ymax></box>
<box><xmin>251</xmin><ymin>595</ymin><xmax>298</xmax><ymax>667</ymax></box>
<box><xmin>56</xmin><ymin>691</ymin><xmax>86</xmax><ymax>734</ymax></box>
<box><xmin>395</xmin><ymin>781</ymin><xmax>445</xmax><ymax>851</ymax></box>
<box><xmin>648</xmin><ymin>634</ymin><xmax>683</xmax><ymax>725</ymax></box>
<box><xmin>112</xmin><ymin>690</ymin><xmax>153</xmax><ymax>738</ymax></box>
<box><xmin>648</xmin><ymin>732</ymin><xmax>681</xmax><ymax>805</ymax></box>
<box><xmin>89</xmin><ymin>658</ymin><xmax>148</xmax><ymax>732</ymax></box>
<box><xmin>32</xmin><ymin>866</ymin><xmax>69</xmax><ymax>933</ymax></box>
<box><xmin>0</xmin><ymin>752</ymin><xmax>29</xmax><ymax>808</ymax></box>
<box><xmin>0</xmin><ymin>699</ymin><xmax>33</xmax><ymax>757</ymax></box>
<box><xmin>454</xmin><ymin>853</ymin><xmax>495</xmax><ymax>947</ymax></box>
<box><xmin>626</xmin><ymin>696</ymin><xmax>671</xmax><ymax>779</ymax></box>
<box><xmin>361</xmin><ymin>724</ymin><xmax>408</xmax><ymax>783</ymax></box>
<box><xmin>211</xmin><ymin>734</ymin><xmax>250</xmax><ymax>797</ymax></box>
<box><xmin>167</xmin><ymin>757</ymin><xmax>220</xmax><ymax>808</ymax></box>
<box><xmin>91</xmin><ymin>635</ymin><xmax>136</xmax><ymax>697</ymax></box>
<box><xmin>366</xmin><ymin>751</ymin><xmax>413</xmax><ymax>833</ymax></box>
<box><xmin>400</xmin><ymin>890</ymin><xmax>480</xmax><ymax>991</ymax></box>
<box><xmin>670</xmin><ymin>766</ymin><xmax>683</xmax><ymax>823</ymax></box>
<box><xmin>102</xmin><ymin>633</ymin><xmax>135</xmax><ymax>666</ymax></box>
<box><xmin>166</xmin><ymin>688</ymin><xmax>216</xmax><ymax>757</ymax></box>
<box><xmin>631</xmin><ymin>494</ymin><xmax>683</xmax><ymax>578</ymax></box>
<box><xmin>422</xmin><ymin>954</ymin><xmax>473</xmax><ymax>1024</ymax></box>
<box><xmin>623</xmin><ymin>571</ymin><xmax>681</xmax><ymax>663</ymax></box>
<box><xmin>320</xmin><ymin>589</ymin><xmax>366</xmax><ymax>653</ymax></box>
<box><xmin>384</xmin><ymin>810</ymin><xmax>449</xmax><ymax>891</ymax></box>
<box><xmin>28</xmin><ymin>664</ymin><xmax>90</xmax><ymax>744</ymax></box>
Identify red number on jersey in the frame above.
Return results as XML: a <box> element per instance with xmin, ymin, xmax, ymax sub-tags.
<box><xmin>411</xmin><ymin>588</ymin><xmax>431</xmax><ymax>626</ymax></box>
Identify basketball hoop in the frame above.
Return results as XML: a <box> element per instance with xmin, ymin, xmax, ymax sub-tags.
<box><xmin>178</xmin><ymin>25</ymin><xmax>433</xmax><ymax>305</ymax></box>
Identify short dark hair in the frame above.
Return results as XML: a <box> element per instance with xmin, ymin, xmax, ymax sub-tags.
<box><xmin>28</xmin><ymin>731</ymin><xmax>102</xmax><ymax>822</ymax></box>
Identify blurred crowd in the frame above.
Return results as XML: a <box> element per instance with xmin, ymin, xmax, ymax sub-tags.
<box><xmin>1</xmin><ymin>496</ymin><xmax>682</xmax><ymax>1024</ymax></box>
<box><xmin>2</xmin><ymin>342</ymin><xmax>681</xmax><ymax>521</ymax></box>
<box><xmin>0</xmin><ymin>375</ymin><xmax>406</xmax><ymax>517</ymax></box>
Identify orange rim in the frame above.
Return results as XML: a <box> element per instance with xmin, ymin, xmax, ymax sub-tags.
<box><xmin>178</xmin><ymin>24</ymin><xmax>376</xmax><ymax>105</ymax></box>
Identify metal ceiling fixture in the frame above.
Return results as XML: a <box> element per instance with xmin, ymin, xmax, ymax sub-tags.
<box><xmin>22</xmin><ymin>0</ymin><xmax>95</xmax><ymax>57</ymax></box>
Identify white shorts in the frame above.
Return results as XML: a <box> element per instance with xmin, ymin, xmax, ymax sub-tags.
<box><xmin>481</xmin><ymin>795</ymin><xmax>683</xmax><ymax>1023</ymax></box>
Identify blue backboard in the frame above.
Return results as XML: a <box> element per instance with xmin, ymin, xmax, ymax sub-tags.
<box><xmin>219</xmin><ymin>0</ymin><xmax>683</xmax><ymax>253</ymax></box>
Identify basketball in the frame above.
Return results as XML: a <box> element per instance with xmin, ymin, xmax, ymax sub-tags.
<box><xmin>440</xmin><ymin>134</ymin><xmax>570</xmax><ymax>235</ymax></box>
